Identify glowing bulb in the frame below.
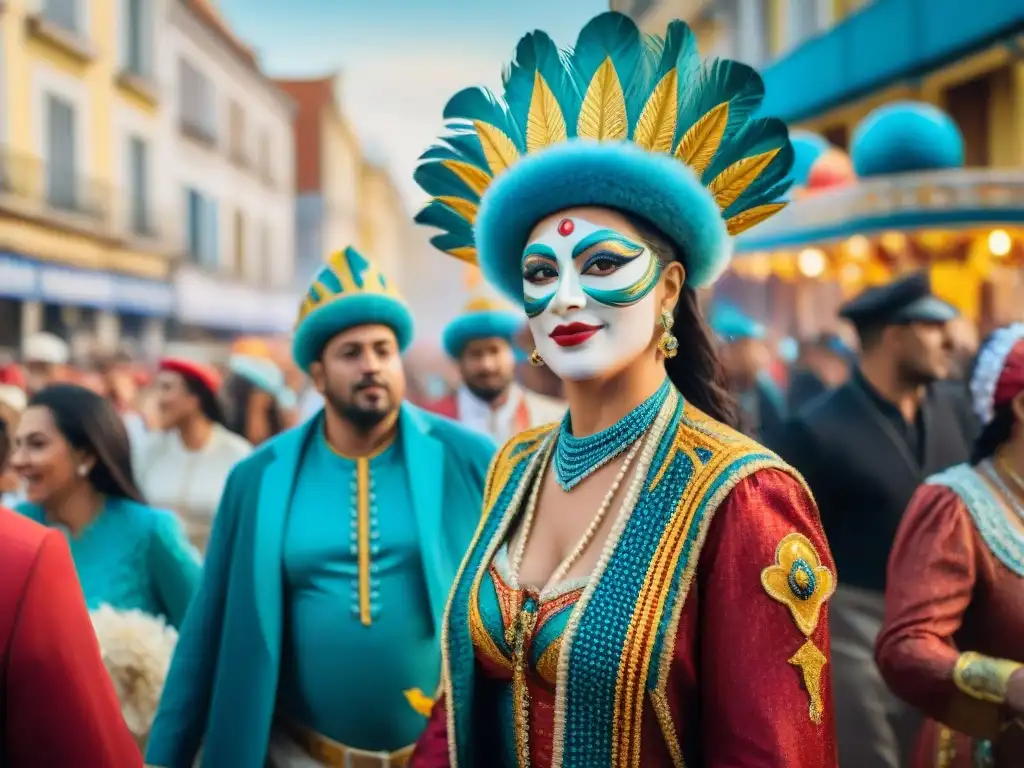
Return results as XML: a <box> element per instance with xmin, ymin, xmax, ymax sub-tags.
<box><xmin>846</xmin><ymin>235</ymin><xmax>871</xmax><ymax>261</ymax></box>
<box><xmin>798</xmin><ymin>248</ymin><xmax>827</xmax><ymax>278</ymax></box>
<box><xmin>988</xmin><ymin>229</ymin><xmax>1012</xmax><ymax>257</ymax></box>
<box><xmin>880</xmin><ymin>231</ymin><xmax>907</xmax><ymax>253</ymax></box>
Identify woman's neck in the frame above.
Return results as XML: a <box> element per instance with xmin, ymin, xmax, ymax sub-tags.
<box><xmin>997</xmin><ymin>437</ymin><xmax>1024</xmax><ymax>491</ymax></box>
<box><xmin>562</xmin><ymin>354</ymin><xmax>666</xmax><ymax>438</ymax></box>
<box><xmin>45</xmin><ymin>484</ymin><xmax>104</xmax><ymax>536</ymax></box>
<box><xmin>178</xmin><ymin>414</ymin><xmax>214</xmax><ymax>451</ymax></box>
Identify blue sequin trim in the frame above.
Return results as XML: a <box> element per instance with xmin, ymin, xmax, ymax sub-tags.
<box><xmin>787</xmin><ymin>559</ymin><xmax>817</xmax><ymax>600</ymax></box>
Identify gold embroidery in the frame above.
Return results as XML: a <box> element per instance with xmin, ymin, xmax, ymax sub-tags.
<box><xmin>403</xmin><ymin>688</ymin><xmax>435</xmax><ymax>717</ymax></box>
<box><xmin>935</xmin><ymin>726</ymin><xmax>957</xmax><ymax>768</ymax></box>
<box><xmin>355</xmin><ymin>458</ymin><xmax>372</xmax><ymax>626</ymax></box>
<box><xmin>761</xmin><ymin>532</ymin><xmax>835</xmax><ymax>637</ymax></box>
<box><xmin>789</xmin><ymin>640</ymin><xmax>828</xmax><ymax>725</ymax></box>
<box><xmin>953</xmin><ymin>651</ymin><xmax>1023</xmax><ymax>704</ymax></box>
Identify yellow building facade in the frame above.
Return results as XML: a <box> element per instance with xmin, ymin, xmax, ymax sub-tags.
<box><xmin>0</xmin><ymin>0</ymin><xmax>173</xmax><ymax>352</ymax></box>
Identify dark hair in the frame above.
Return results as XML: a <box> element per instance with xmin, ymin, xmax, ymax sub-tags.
<box><xmin>971</xmin><ymin>403</ymin><xmax>1013</xmax><ymax>464</ymax></box>
<box><xmin>853</xmin><ymin>322</ymin><xmax>885</xmax><ymax>352</ymax></box>
<box><xmin>179</xmin><ymin>371</ymin><xmax>225</xmax><ymax>425</ymax></box>
<box><xmin>0</xmin><ymin>416</ymin><xmax>8</xmax><ymax>471</ymax></box>
<box><xmin>28</xmin><ymin>384</ymin><xmax>145</xmax><ymax>503</ymax></box>
<box><xmin>221</xmin><ymin>374</ymin><xmax>283</xmax><ymax>440</ymax></box>
<box><xmin>622</xmin><ymin>213</ymin><xmax>740</xmax><ymax>429</ymax></box>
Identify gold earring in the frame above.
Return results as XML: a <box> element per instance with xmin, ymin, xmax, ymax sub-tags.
<box><xmin>658</xmin><ymin>309</ymin><xmax>678</xmax><ymax>359</ymax></box>
<box><xmin>529</xmin><ymin>349</ymin><xmax>545</xmax><ymax>367</ymax></box>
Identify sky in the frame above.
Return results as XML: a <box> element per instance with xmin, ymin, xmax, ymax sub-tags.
<box><xmin>217</xmin><ymin>0</ymin><xmax>609</xmax><ymax>212</ymax></box>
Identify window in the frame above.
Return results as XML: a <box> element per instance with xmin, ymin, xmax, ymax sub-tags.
<box><xmin>179</xmin><ymin>59</ymin><xmax>215</xmax><ymax>142</ymax></box>
<box><xmin>127</xmin><ymin>136</ymin><xmax>150</xmax><ymax>235</ymax></box>
<box><xmin>123</xmin><ymin>0</ymin><xmax>148</xmax><ymax>76</ymax></box>
<box><xmin>228</xmin><ymin>101</ymin><xmax>246</xmax><ymax>165</ymax></box>
<box><xmin>43</xmin><ymin>0</ymin><xmax>79</xmax><ymax>33</ymax></box>
<box><xmin>185</xmin><ymin>187</ymin><xmax>218</xmax><ymax>269</ymax></box>
<box><xmin>257</xmin><ymin>130</ymin><xmax>273</xmax><ymax>184</ymax></box>
<box><xmin>232</xmin><ymin>209</ymin><xmax>246</xmax><ymax>275</ymax></box>
<box><xmin>45</xmin><ymin>93</ymin><xmax>77</xmax><ymax>211</ymax></box>
<box><xmin>260</xmin><ymin>222</ymin><xmax>273</xmax><ymax>286</ymax></box>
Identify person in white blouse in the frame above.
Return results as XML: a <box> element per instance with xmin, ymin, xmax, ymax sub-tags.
<box><xmin>132</xmin><ymin>358</ymin><xmax>252</xmax><ymax>551</ymax></box>
<box><xmin>425</xmin><ymin>297</ymin><xmax>565</xmax><ymax>443</ymax></box>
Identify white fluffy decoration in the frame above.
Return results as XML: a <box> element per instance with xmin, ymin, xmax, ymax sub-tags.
<box><xmin>89</xmin><ymin>604</ymin><xmax>178</xmax><ymax>744</ymax></box>
<box><xmin>970</xmin><ymin>323</ymin><xmax>1024</xmax><ymax>425</ymax></box>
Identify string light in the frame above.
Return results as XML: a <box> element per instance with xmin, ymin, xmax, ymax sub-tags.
<box><xmin>797</xmin><ymin>248</ymin><xmax>827</xmax><ymax>278</ymax></box>
<box><xmin>988</xmin><ymin>229</ymin><xmax>1012</xmax><ymax>257</ymax></box>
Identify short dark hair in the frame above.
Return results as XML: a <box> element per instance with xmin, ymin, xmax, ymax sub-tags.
<box><xmin>853</xmin><ymin>322</ymin><xmax>886</xmax><ymax>352</ymax></box>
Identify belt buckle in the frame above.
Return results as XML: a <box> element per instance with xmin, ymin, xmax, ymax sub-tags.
<box><xmin>344</xmin><ymin>747</ymin><xmax>392</xmax><ymax>768</ymax></box>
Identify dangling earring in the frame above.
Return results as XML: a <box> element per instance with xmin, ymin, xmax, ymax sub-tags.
<box><xmin>658</xmin><ymin>309</ymin><xmax>679</xmax><ymax>359</ymax></box>
<box><xmin>529</xmin><ymin>349</ymin><xmax>545</xmax><ymax>367</ymax></box>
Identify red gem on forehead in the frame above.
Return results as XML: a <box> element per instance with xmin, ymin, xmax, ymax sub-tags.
<box><xmin>557</xmin><ymin>218</ymin><xmax>575</xmax><ymax>236</ymax></box>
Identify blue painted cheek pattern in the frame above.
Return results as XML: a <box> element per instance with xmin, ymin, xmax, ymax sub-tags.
<box><xmin>521</xmin><ymin>243</ymin><xmax>559</xmax><ymax>318</ymax></box>
<box><xmin>582</xmin><ymin>254</ymin><xmax>661</xmax><ymax>308</ymax></box>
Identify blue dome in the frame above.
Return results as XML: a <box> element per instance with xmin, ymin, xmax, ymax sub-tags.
<box><xmin>789</xmin><ymin>130</ymin><xmax>831</xmax><ymax>186</ymax></box>
<box><xmin>851</xmin><ymin>102</ymin><xmax>964</xmax><ymax>177</ymax></box>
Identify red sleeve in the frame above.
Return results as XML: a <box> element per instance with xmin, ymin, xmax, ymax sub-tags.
<box><xmin>698</xmin><ymin>468</ymin><xmax>838</xmax><ymax>768</ymax></box>
<box><xmin>5</xmin><ymin>530</ymin><xmax>142</xmax><ymax>767</ymax></box>
<box><xmin>409</xmin><ymin>695</ymin><xmax>451</xmax><ymax>768</ymax></box>
<box><xmin>875</xmin><ymin>483</ymin><xmax>1002</xmax><ymax>739</ymax></box>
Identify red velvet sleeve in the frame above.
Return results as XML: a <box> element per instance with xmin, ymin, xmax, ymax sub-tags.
<box><xmin>875</xmin><ymin>483</ymin><xmax>1001</xmax><ymax>739</ymax></box>
<box><xmin>5</xmin><ymin>530</ymin><xmax>142</xmax><ymax>767</ymax></box>
<box><xmin>409</xmin><ymin>695</ymin><xmax>451</xmax><ymax>767</ymax></box>
<box><xmin>698</xmin><ymin>468</ymin><xmax>838</xmax><ymax>767</ymax></box>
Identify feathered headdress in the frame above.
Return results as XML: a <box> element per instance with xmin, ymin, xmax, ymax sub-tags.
<box><xmin>414</xmin><ymin>12</ymin><xmax>793</xmax><ymax>302</ymax></box>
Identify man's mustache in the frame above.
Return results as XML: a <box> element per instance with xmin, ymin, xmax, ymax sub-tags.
<box><xmin>353</xmin><ymin>377</ymin><xmax>389</xmax><ymax>393</ymax></box>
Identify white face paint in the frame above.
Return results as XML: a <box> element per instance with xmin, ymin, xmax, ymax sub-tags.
<box><xmin>521</xmin><ymin>215</ymin><xmax>661</xmax><ymax>382</ymax></box>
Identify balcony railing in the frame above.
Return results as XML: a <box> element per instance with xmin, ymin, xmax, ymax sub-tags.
<box><xmin>0</xmin><ymin>148</ymin><xmax>109</xmax><ymax>224</ymax></box>
<box><xmin>179</xmin><ymin>115</ymin><xmax>217</xmax><ymax>147</ymax></box>
<box><xmin>735</xmin><ymin>168</ymin><xmax>1024</xmax><ymax>252</ymax></box>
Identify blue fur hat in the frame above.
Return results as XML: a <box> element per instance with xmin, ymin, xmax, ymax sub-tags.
<box><xmin>292</xmin><ymin>247</ymin><xmax>414</xmax><ymax>372</ymax></box>
<box><xmin>228</xmin><ymin>354</ymin><xmax>297</xmax><ymax>409</ymax></box>
<box><xmin>442</xmin><ymin>298</ymin><xmax>524</xmax><ymax>359</ymax></box>
<box><xmin>413</xmin><ymin>11</ymin><xmax>793</xmax><ymax>303</ymax></box>
<box><xmin>712</xmin><ymin>302</ymin><xmax>765</xmax><ymax>342</ymax></box>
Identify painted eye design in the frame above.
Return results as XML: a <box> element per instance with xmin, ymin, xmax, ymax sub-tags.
<box><xmin>582</xmin><ymin>252</ymin><xmax>632</xmax><ymax>276</ymax></box>
<box><xmin>523</xmin><ymin>262</ymin><xmax>558</xmax><ymax>285</ymax></box>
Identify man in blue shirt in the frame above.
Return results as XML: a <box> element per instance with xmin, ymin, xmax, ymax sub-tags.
<box><xmin>147</xmin><ymin>247</ymin><xmax>496</xmax><ymax>768</ymax></box>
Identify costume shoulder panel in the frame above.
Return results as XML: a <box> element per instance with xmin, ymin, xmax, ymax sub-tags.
<box><xmin>483</xmin><ymin>422</ymin><xmax>556</xmax><ymax>513</ymax></box>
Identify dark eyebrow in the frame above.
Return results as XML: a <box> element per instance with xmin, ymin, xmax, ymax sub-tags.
<box><xmin>571</xmin><ymin>230</ymin><xmax>644</xmax><ymax>260</ymax></box>
<box><xmin>521</xmin><ymin>243</ymin><xmax>558</xmax><ymax>261</ymax></box>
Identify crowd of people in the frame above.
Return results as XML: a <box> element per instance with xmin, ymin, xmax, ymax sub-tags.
<box><xmin>0</xmin><ymin>10</ymin><xmax>1022</xmax><ymax>768</ymax></box>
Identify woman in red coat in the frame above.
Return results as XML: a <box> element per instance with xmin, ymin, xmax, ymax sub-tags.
<box><xmin>876</xmin><ymin>324</ymin><xmax>1024</xmax><ymax>766</ymax></box>
<box><xmin>0</xmin><ymin>416</ymin><xmax>141</xmax><ymax>766</ymax></box>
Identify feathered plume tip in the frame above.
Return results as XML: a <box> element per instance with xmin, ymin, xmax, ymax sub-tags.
<box><xmin>414</xmin><ymin>11</ymin><xmax>794</xmax><ymax>267</ymax></box>
<box><xmin>90</xmin><ymin>605</ymin><xmax>178</xmax><ymax>747</ymax></box>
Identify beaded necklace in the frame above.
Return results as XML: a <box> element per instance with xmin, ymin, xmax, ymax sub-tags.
<box><xmin>553</xmin><ymin>377</ymin><xmax>670</xmax><ymax>491</ymax></box>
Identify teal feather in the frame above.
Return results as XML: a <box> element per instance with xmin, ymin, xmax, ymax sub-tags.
<box><xmin>443</xmin><ymin>88</ymin><xmax>525</xmax><ymax>148</ymax></box>
<box><xmin>430</xmin><ymin>232</ymin><xmax>473</xmax><ymax>253</ymax></box>
<box><xmin>414</xmin><ymin>201</ymin><xmax>475</xmax><ymax>246</ymax></box>
<box><xmin>705</xmin><ymin>116</ymin><xmax>790</xmax><ymax>183</ymax></box>
<box><xmin>502</xmin><ymin>31</ymin><xmax>578</xmax><ymax>139</ymax></box>
<box><xmin>413</xmin><ymin>163</ymin><xmax>481</xmax><ymax>203</ymax></box>
<box><xmin>443</xmin><ymin>132</ymin><xmax>492</xmax><ymax>171</ymax></box>
<box><xmin>565</xmin><ymin>12</ymin><xmax>645</xmax><ymax>132</ymax></box>
<box><xmin>675</xmin><ymin>59</ymin><xmax>765</xmax><ymax>150</ymax></box>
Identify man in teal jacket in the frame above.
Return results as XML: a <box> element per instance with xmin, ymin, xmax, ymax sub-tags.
<box><xmin>146</xmin><ymin>247</ymin><xmax>496</xmax><ymax>768</ymax></box>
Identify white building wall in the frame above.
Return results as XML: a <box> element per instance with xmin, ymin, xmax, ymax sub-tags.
<box><xmin>160</xmin><ymin>0</ymin><xmax>296</xmax><ymax>294</ymax></box>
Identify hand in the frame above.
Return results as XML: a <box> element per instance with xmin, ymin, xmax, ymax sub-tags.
<box><xmin>1005</xmin><ymin>668</ymin><xmax>1024</xmax><ymax>717</ymax></box>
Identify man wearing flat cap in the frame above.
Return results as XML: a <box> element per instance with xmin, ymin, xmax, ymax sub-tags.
<box><xmin>776</xmin><ymin>271</ymin><xmax>978</xmax><ymax>768</ymax></box>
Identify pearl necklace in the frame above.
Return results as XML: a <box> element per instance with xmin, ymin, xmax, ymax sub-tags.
<box><xmin>510</xmin><ymin>428</ymin><xmax>645</xmax><ymax>596</ymax></box>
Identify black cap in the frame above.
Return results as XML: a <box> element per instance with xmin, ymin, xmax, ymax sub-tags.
<box><xmin>839</xmin><ymin>271</ymin><xmax>958</xmax><ymax>328</ymax></box>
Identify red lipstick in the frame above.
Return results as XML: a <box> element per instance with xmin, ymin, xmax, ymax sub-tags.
<box><xmin>549</xmin><ymin>322</ymin><xmax>603</xmax><ymax>347</ymax></box>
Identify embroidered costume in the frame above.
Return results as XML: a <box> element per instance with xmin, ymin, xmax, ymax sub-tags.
<box><xmin>428</xmin><ymin>297</ymin><xmax>565</xmax><ymax>442</ymax></box>
<box><xmin>876</xmin><ymin>324</ymin><xmax>1024</xmax><ymax>767</ymax></box>
<box><xmin>410</xmin><ymin>11</ymin><xmax>838</xmax><ymax>767</ymax></box>
<box><xmin>146</xmin><ymin>248</ymin><xmax>496</xmax><ymax>768</ymax></box>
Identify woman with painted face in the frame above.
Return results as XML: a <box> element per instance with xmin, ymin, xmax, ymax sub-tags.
<box><xmin>408</xmin><ymin>12</ymin><xmax>837</xmax><ymax>768</ymax></box>
<box><xmin>11</xmin><ymin>384</ymin><xmax>201</xmax><ymax>628</ymax></box>
<box><xmin>133</xmin><ymin>358</ymin><xmax>252</xmax><ymax>550</ymax></box>
<box><xmin>876</xmin><ymin>324</ymin><xmax>1024</xmax><ymax>767</ymax></box>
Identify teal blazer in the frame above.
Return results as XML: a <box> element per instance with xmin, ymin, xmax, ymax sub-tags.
<box><xmin>145</xmin><ymin>404</ymin><xmax>495</xmax><ymax>768</ymax></box>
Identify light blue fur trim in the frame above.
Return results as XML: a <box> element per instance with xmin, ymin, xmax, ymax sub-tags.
<box><xmin>442</xmin><ymin>309</ymin><xmax>524</xmax><ymax>359</ymax></box>
<box><xmin>292</xmin><ymin>294</ymin><xmax>415</xmax><ymax>372</ymax></box>
<box><xmin>475</xmin><ymin>141</ymin><xmax>730</xmax><ymax>303</ymax></box>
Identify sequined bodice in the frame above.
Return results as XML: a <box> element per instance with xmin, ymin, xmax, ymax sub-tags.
<box><xmin>472</xmin><ymin>544</ymin><xmax>585</xmax><ymax>686</ymax></box>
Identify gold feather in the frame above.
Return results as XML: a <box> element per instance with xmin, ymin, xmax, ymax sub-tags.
<box><xmin>436</xmin><ymin>195</ymin><xmax>479</xmax><ymax>225</ymax></box>
<box><xmin>473</xmin><ymin>121</ymin><xmax>521</xmax><ymax>176</ymax></box>
<box><xmin>725</xmin><ymin>203</ymin><xmax>788</xmax><ymax>235</ymax></box>
<box><xmin>675</xmin><ymin>103</ymin><xmax>729</xmax><ymax>178</ymax></box>
<box><xmin>708</xmin><ymin>149</ymin><xmax>781</xmax><ymax>210</ymax></box>
<box><xmin>633</xmin><ymin>69</ymin><xmax>678</xmax><ymax>153</ymax></box>
<box><xmin>446</xmin><ymin>246</ymin><xmax>478</xmax><ymax>265</ymax></box>
<box><xmin>526</xmin><ymin>72</ymin><xmax>567</xmax><ymax>153</ymax></box>
<box><xmin>440</xmin><ymin>159</ymin><xmax>491</xmax><ymax>197</ymax></box>
<box><xmin>576</xmin><ymin>58</ymin><xmax>628</xmax><ymax>141</ymax></box>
